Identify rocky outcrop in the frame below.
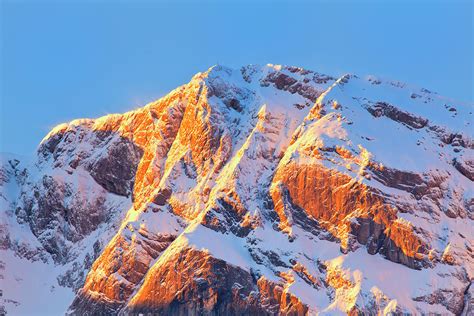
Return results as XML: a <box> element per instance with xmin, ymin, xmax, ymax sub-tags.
<box><xmin>453</xmin><ymin>156</ymin><xmax>474</xmax><ymax>181</ymax></box>
<box><xmin>123</xmin><ymin>247</ymin><xmax>308</xmax><ymax>316</ymax></box>
<box><xmin>88</xmin><ymin>136</ymin><xmax>143</xmax><ymax>197</ymax></box>
<box><xmin>271</xmin><ymin>161</ymin><xmax>427</xmax><ymax>269</ymax></box>
<box><xmin>69</xmin><ymin>220</ymin><xmax>180</xmax><ymax>314</ymax></box>
<box><xmin>364</xmin><ymin>101</ymin><xmax>428</xmax><ymax>129</ymax></box>
<box><xmin>462</xmin><ymin>282</ymin><xmax>474</xmax><ymax>316</ymax></box>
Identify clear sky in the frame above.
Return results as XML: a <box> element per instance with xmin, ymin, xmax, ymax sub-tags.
<box><xmin>1</xmin><ymin>0</ymin><xmax>472</xmax><ymax>156</ymax></box>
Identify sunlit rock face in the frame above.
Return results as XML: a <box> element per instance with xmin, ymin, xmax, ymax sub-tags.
<box><xmin>1</xmin><ymin>65</ymin><xmax>473</xmax><ymax>315</ymax></box>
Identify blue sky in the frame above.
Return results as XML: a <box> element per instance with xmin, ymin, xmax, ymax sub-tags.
<box><xmin>1</xmin><ymin>0</ymin><xmax>472</xmax><ymax>155</ymax></box>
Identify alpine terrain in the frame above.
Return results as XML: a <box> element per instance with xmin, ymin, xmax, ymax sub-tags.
<box><xmin>1</xmin><ymin>64</ymin><xmax>473</xmax><ymax>315</ymax></box>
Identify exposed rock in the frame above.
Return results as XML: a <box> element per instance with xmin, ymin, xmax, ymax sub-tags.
<box><xmin>123</xmin><ymin>247</ymin><xmax>308</xmax><ymax>316</ymax></box>
<box><xmin>364</xmin><ymin>101</ymin><xmax>428</xmax><ymax>129</ymax></box>
<box><xmin>453</xmin><ymin>156</ymin><xmax>474</xmax><ymax>181</ymax></box>
<box><xmin>462</xmin><ymin>282</ymin><xmax>474</xmax><ymax>316</ymax></box>
<box><xmin>88</xmin><ymin>137</ymin><xmax>143</xmax><ymax>197</ymax></box>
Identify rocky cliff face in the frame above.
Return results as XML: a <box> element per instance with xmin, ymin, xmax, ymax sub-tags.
<box><xmin>1</xmin><ymin>64</ymin><xmax>473</xmax><ymax>315</ymax></box>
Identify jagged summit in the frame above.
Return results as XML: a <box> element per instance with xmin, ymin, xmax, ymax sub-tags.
<box><xmin>1</xmin><ymin>64</ymin><xmax>473</xmax><ymax>315</ymax></box>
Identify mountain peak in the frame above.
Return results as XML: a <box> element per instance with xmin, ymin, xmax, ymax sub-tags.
<box><xmin>2</xmin><ymin>64</ymin><xmax>473</xmax><ymax>315</ymax></box>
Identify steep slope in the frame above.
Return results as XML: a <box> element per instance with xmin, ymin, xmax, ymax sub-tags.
<box><xmin>1</xmin><ymin>64</ymin><xmax>472</xmax><ymax>315</ymax></box>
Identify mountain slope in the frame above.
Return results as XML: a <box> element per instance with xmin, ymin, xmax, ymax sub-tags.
<box><xmin>1</xmin><ymin>64</ymin><xmax>472</xmax><ymax>315</ymax></box>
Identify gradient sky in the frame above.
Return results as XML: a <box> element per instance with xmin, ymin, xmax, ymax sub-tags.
<box><xmin>1</xmin><ymin>0</ymin><xmax>472</xmax><ymax>156</ymax></box>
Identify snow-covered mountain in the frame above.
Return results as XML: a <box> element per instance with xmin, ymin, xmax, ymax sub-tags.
<box><xmin>1</xmin><ymin>64</ymin><xmax>473</xmax><ymax>315</ymax></box>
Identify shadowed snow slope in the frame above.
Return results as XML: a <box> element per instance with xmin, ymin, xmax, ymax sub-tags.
<box><xmin>1</xmin><ymin>64</ymin><xmax>473</xmax><ymax>315</ymax></box>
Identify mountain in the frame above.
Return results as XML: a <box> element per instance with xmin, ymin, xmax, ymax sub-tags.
<box><xmin>1</xmin><ymin>64</ymin><xmax>473</xmax><ymax>315</ymax></box>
